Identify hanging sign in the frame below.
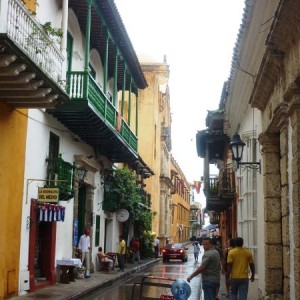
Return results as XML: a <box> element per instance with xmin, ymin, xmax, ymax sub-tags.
<box><xmin>38</xmin><ymin>187</ymin><xmax>59</xmax><ymax>203</ymax></box>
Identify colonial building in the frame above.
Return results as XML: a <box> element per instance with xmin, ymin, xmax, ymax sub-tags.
<box><xmin>137</xmin><ymin>57</ymin><xmax>173</xmax><ymax>247</ymax></box>
<box><xmin>170</xmin><ymin>156</ymin><xmax>191</xmax><ymax>243</ymax></box>
<box><xmin>198</xmin><ymin>0</ymin><xmax>300</xmax><ymax>298</ymax></box>
<box><xmin>0</xmin><ymin>0</ymin><xmax>150</xmax><ymax>297</ymax></box>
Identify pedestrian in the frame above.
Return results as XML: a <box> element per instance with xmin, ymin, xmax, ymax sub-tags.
<box><xmin>212</xmin><ymin>238</ymin><xmax>224</xmax><ymax>300</ymax></box>
<box><xmin>154</xmin><ymin>237</ymin><xmax>159</xmax><ymax>259</ymax></box>
<box><xmin>226</xmin><ymin>237</ymin><xmax>255</xmax><ymax>300</ymax></box>
<box><xmin>97</xmin><ymin>247</ymin><xmax>114</xmax><ymax>271</ymax></box>
<box><xmin>223</xmin><ymin>238</ymin><xmax>236</xmax><ymax>297</ymax></box>
<box><xmin>192</xmin><ymin>240</ymin><xmax>201</xmax><ymax>261</ymax></box>
<box><xmin>187</xmin><ymin>237</ymin><xmax>221</xmax><ymax>300</ymax></box>
<box><xmin>77</xmin><ymin>229</ymin><xmax>91</xmax><ymax>278</ymax></box>
<box><xmin>131</xmin><ymin>237</ymin><xmax>141</xmax><ymax>264</ymax></box>
<box><xmin>117</xmin><ymin>235</ymin><xmax>126</xmax><ymax>272</ymax></box>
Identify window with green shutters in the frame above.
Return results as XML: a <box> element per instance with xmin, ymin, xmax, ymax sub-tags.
<box><xmin>95</xmin><ymin>215</ymin><xmax>100</xmax><ymax>246</ymax></box>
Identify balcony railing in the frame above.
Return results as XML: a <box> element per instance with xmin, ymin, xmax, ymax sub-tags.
<box><xmin>218</xmin><ymin>170</ymin><xmax>235</xmax><ymax>194</ymax></box>
<box><xmin>138</xmin><ymin>189</ymin><xmax>151</xmax><ymax>209</ymax></box>
<box><xmin>102</xmin><ymin>190</ymin><xmax>120</xmax><ymax>212</ymax></box>
<box><xmin>46</xmin><ymin>155</ymin><xmax>74</xmax><ymax>200</ymax></box>
<box><xmin>209</xmin><ymin>212</ymin><xmax>220</xmax><ymax>225</ymax></box>
<box><xmin>206</xmin><ymin>177</ymin><xmax>219</xmax><ymax>196</ymax></box>
<box><xmin>205</xmin><ymin>171</ymin><xmax>235</xmax><ymax>197</ymax></box>
<box><xmin>190</xmin><ymin>216</ymin><xmax>198</xmax><ymax>222</ymax></box>
<box><xmin>67</xmin><ymin>71</ymin><xmax>138</xmax><ymax>152</ymax></box>
<box><xmin>2</xmin><ymin>0</ymin><xmax>64</xmax><ymax>84</ymax></box>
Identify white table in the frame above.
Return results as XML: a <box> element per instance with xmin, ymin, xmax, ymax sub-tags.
<box><xmin>56</xmin><ymin>258</ymin><xmax>82</xmax><ymax>283</ymax></box>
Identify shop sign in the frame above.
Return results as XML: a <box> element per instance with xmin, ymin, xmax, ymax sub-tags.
<box><xmin>38</xmin><ymin>187</ymin><xmax>59</xmax><ymax>203</ymax></box>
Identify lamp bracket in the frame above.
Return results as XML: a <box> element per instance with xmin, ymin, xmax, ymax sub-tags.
<box><xmin>238</xmin><ymin>160</ymin><xmax>261</xmax><ymax>174</ymax></box>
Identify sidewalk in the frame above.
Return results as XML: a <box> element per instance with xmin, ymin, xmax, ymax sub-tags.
<box><xmin>10</xmin><ymin>258</ymin><xmax>160</xmax><ymax>300</ymax></box>
<box><xmin>10</xmin><ymin>247</ymin><xmax>231</xmax><ymax>300</ymax></box>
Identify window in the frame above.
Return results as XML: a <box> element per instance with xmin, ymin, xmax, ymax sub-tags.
<box><xmin>95</xmin><ymin>215</ymin><xmax>100</xmax><ymax>246</ymax></box>
<box><xmin>237</xmin><ymin>134</ymin><xmax>258</xmax><ymax>273</ymax></box>
<box><xmin>49</xmin><ymin>132</ymin><xmax>59</xmax><ymax>159</ymax></box>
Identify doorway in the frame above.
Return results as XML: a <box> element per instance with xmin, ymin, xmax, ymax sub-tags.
<box><xmin>28</xmin><ymin>200</ymin><xmax>56</xmax><ymax>291</ymax></box>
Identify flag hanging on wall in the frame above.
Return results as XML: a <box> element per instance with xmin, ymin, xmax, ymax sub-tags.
<box><xmin>194</xmin><ymin>181</ymin><xmax>202</xmax><ymax>194</ymax></box>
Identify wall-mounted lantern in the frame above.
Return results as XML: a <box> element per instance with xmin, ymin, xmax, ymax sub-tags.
<box><xmin>229</xmin><ymin>133</ymin><xmax>261</xmax><ymax>173</ymax></box>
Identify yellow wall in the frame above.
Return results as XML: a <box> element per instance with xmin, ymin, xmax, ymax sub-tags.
<box><xmin>170</xmin><ymin>156</ymin><xmax>191</xmax><ymax>243</ymax></box>
<box><xmin>23</xmin><ymin>0</ymin><xmax>37</xmax><ymax>13</ymax></box>
<box><xmin>138</xmin><ymin>70</ymin><xmax>161</xmax><ymax>236</ymax></box>
<box><xmin>0</xmin><ymin>103</ymin><xmax>27</xmax><ymax>298</ymax></box>
<box><xmin>120</xmin><ymin>61</ymin><xmax>173</xmax><ymax>241</ymax></box>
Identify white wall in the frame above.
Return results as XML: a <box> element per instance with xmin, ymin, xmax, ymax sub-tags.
<box><xmin>236</xmin><ymin>106</ymin><xmax>265</xmax><ymax>295</ymax></box>
<box><xmin>19</xmin><ymin>109</ymin><xmax>103</xmax><ymax>292</ymax></box>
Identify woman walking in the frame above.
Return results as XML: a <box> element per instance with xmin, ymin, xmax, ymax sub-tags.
<box><xmin>192</xmin><ymin>241</ymin><xmax>201</xmax><ymax>261</ymax></box>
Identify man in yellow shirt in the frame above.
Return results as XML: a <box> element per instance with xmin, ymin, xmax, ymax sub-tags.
<box><xmin>117</xmin><ymin>235</ymin><xmax>126</xmax><ymax>272</ymax></box>
<box><xmin>227</xmin><ymin>237</ymin><xmax>255</xmax><ymax>300</ymax></box>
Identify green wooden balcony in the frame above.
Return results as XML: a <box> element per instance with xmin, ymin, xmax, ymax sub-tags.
<box><xmin>102</xmin><ymin>190</ymin><xmax>121</xmax><ymax>212</ymax></box>
<box><xmin>48</xmin><ymin>71</ymin><xmax>138</xmax><ymax>164</ymax></box>
<box><xmin>138</xmin><ymin>188</ymin><xmax>151</xmax><ymax>210</ymax></box>
<box><xmin>45</xmin><ymin>155</ymin><xmax>74</xmax><ymax>201</ymax></box>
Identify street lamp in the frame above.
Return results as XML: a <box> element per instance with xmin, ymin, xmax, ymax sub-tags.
<box><xmin>75</xmin><ymin>166</ymin><xmax>88</xmax><ymax>188</ymax></box>
<box><xmin>229</xmin><ymin>133</ymin><xmax>261</xmax><ymax>173</ymax></box>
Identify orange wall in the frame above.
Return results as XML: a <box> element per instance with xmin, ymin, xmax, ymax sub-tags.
<box><xmin>0</xmin><ymin>103</ymin><xmax>28</xmax><ymax>297</ymax></box>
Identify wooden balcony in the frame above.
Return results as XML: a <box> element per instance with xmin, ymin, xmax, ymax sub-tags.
<box><xmin>47</xmin><ymin>71</ymin><xmax>138</xmax><ymax>164</ymax></box>
<box><xmin>204</xmin><ymin>171</ymin><xmax>235</xmax><ymax>212</ymax></box>
<box><xmin>102</xmin><ymin>190</ymin><xmax>120</xmax><ymax>212</ymax></box>
<box><xmin>208</xmin><ymin>212</ymin><xmax>220</xmax><ymax>225</ymax></box>
<box><xmin>45</xmin><ymin>155</ymin><xmax>74</xmax><ymax>201</ymax></box>
<box><xmin>0</xmin><ymin>0</ymin><xmax>68</xmax><ymax>108</ymax></box>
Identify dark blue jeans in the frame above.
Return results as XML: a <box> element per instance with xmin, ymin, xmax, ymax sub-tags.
<box><xmin>230</xmin><ymin>278</ymin><xmax>249</xmax><ymax>300</ymax></box>
<box><xmin>202</xmin><ymin>279</ymin><xmax>219</xmax><ymax>300</ymax></box>
<box><xmin>117</xmin><ymin>254</ymin><xmax>125</xmax><ymax>271</ymax></box>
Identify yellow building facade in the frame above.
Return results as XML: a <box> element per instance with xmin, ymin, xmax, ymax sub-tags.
<box><xmin>170</xmin><ymin>156</ymin><xmax>190</xmax><ymax>243</ymax></box>
<box><xmin>137</xmin><ymin>59</ymin><xmax>172</xmax><ymax>245</ymax></box>
<box><xmin>0</xmin><ymin>100</ymin><xmax>28</xmax><ymax>297</ymax></box>
<box><xmin>0</xmin><ymin>2</ymin><xmax>37</xmax><ymax>297</ymax></box>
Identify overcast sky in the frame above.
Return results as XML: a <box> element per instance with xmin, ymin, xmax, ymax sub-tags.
<box><xmin>115</xmin><ymin>0</ymin><xmax>245</xmax><ymax>201</ymax></box>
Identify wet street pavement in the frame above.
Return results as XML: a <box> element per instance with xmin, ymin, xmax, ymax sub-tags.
<box><xmin>10</xmin><ymin>243</ymin><xmax>230</xmax><ymax>299</ymax></box>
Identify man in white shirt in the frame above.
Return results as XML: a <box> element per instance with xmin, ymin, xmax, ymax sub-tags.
<box><xmin>78</xmin><ymin>229</ymin><xmax>91</xmax><ymax>278</ymax></box>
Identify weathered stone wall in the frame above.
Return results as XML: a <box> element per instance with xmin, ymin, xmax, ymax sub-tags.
<box><xmin>259</xmin><ymin>134</ymin><xmax>282</xmax><ymax>297</ymax></box>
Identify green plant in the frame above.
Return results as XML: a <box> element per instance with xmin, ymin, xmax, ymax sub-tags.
<box><xmin>42</xmin><ymin>22</ymin><xmax>63</xmax><ymax>42</ymax></box>
<box><xmin>140</xmin><ymin>230</ymin><xmax>155</xmax><ymax>258</ymax></box>
<box><xmin>111</xmin><ymin>168</ymin><xmax>153</xmax><ymax>233</ymax></box>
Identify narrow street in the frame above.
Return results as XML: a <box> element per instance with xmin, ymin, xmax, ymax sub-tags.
<box><xmin>83</xmin><ymin>245</ymin><xmax>229</xmax><ymax>300</ymax></box>
<box><xmin>84</xmin><ymin>245</ymin><xmax>202</xmax><ymax>300</ymax></box>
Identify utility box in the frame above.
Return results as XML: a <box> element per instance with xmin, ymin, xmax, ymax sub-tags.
<box><xmin>20</xmin><ymin>271</ymin><xmax>30</xmax><ymax>292</ymax></box>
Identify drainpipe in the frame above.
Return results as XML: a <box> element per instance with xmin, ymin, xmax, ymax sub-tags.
<box><xmin>83</xmin><ymin>0</ymin><xmax>92</xmax><ymax>98</ymax></box>
<box><xmin>61</xmin><ymin>0</ymin><xmax>68</xmax><ymax>81</ymax></box>
<box><xmin>103</xmin><ymin>28</ymin><xmax>109</xmax><ymax>95</ymax></box>
<box><xmin>121</xmin><ymin>61</ymin><xmax>126</xmax><ymax>117</ymax></box>
<box><xmin>128</xmin><ymin>79</ymin><xmax>132</xmax><ymax>126</ymax></box>
<box><xmin>135</xmin><ymin>89</ymin><xmax>138</xmax><ymax>136</ymax></box>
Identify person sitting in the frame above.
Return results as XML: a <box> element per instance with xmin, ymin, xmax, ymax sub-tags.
<box><xmin>97</xmin><ymin>247</ymin><xmax>114</xmax><ymax>271</ymax></box>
